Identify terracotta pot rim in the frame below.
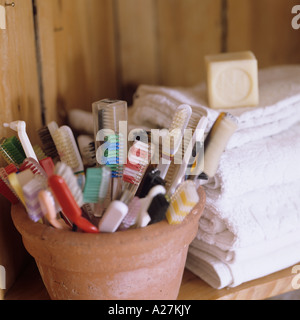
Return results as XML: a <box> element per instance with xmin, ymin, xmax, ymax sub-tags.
<box><xmin>11</xmin><ymin>187</ymin><xmax>206</xmax><ymax>249</ymax></box>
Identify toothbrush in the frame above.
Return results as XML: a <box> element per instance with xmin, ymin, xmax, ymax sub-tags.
<box><xmin>0</xmin><ymin>136</ymin><xmax>26</xmax><ymax>166</ymax></box>
<box><xmin>83</xmin><ymin>167</ymin><xmax>102</xmax><ymax>204</ymax></box>
<box><xmin>156</xmin><ymin>104</ymin><xmax>192</xmax><ymax>179</ymax></box>
<box><xmin>83</xmin><ymin>167</ymin><xmax>111</xmax><ymax>204</ymax></box>
<box><xmin>167</xmin><ymin>116</ymin><xmax>208</xmax><ymax>196</ymax></box>
<box><xmin>135</xmin><ymin>185</ymin><xmax>166</xmax><ymax>228</ymax></box>
<box><xmin>118</xmin><ymin>197</ymin><xmax>142</xmax><ymax>231</ymax></box>
<box><xmin>99</xmin><ymin>141</ymin><xmax>149</xmax><ymax>232</ymax></box>
<box><xmin>77</xmin><ymin>135</ymin><xmax>96</xmax><ymax>167</ymax></box>
<box><xmin>81</xmin><ymin>203</ymin><xmax>100</xmax><ymax>225</ymax></box>
<box><xmin>200</xmin><ymin>112</ymin><xmax>238</xmax><ymax>178</ymax></box>
<box><xmin>166</xmin><ymin>180</ymin><xmax>199</xmax><ymax>225</ymax></box>
<box><xmin>93</xmin><ymin>99</ymin><xmax>128</xmax><ymax>201</ymax></box>
<box><xmin>110</xmin><ymin>185</ymin><xmax>167</xmax><ymax>231</ymax></box>
<box><xmin>54</xmin><ymin>162</ymin><xmax>84</xmax><ymax>208</ymax></box>
<box><xmin>98</xmin><ymin>166</ymin><xmax>111</xmax><ymax>203</ymax></box>
<box><xmin>33</xmin><ymin>145</ymin><xmax>47</xmax><ymax>161</ymax></box>
<box><xmin>8</xmin><ymin>169</ymin><xmax>35</xmax><ymax>206</ymax></box>
<box><xmin>98</xmin><ymin>200</ymin><xmax>128</xmax><ymax>233</ymax></box>
<box><xmin>147</xmin><ymin>193</ymin><xmax>170</xmax><ymax>225</ymax></box>
<box><xmin>19</xmin><ymin>157</ymin><xmax>48</xmax><ymax>178</ymax></box>
<box><xmin>0</xmin><ymin>165</ymin><xmax>19</xmax><ymax>204</ymax></box>
<box><xmin>23</xmin><ymin>175</ymin><xmax>47</xmax><ymax>223</ymax></box>
<box><xmin>52</xmin><ymin>125</ymin><xmax>85</xmax><ymax>183</ymax></box>
<box><xmin>185</xmin><ymin>112</ymin><xmax>238</xmax><ymax>182</ymax></box>
<box><xmin>137</xmin><ymin>168</ymin><xmax>166</xmax><ymax>199</ymax></box>
<box><xmin>3</xmin><ymin>121</ymin><xmax>38</xmax><ymax>161</ymax></box>
<box><xmin>48</xmin><ymin>175</ymin><xmax>99</xmax><ymax>234</ymax></box>
<box><xmin>37</xmin><ymin>121</ymin><xmax>60</xmax><ymax>161</ymax></box>
<box><xmin>98</xmin><ymin>140</ymin><xmax>149</xmax><ymax>232</ymax></box>
<box><xmin>121</xmin><ymin>140</ymin><xmax>149</xmax><ymax>205</ymax></box>
<box><xmin>38</xmin><ymin>190</ymin><xmax>70</xmax><ymax>230</ymax></box>
<box><xmin>39</xmin><ymin>157</ymin><xmax>55</xmax><ymax>177</ymax></box>
<box><xmin>99</xmin><ymin>134</ymin><xmax>124</xmax><ymax>200</ymax></box>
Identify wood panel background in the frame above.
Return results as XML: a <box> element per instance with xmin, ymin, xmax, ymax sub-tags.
<box><xmin>35</xmin><ymin>0</ymin><xmax>300</xmax><ymax>119</ymax></box>
<box><xmin>35</xmin><ymin>0</ymin><xmax>118</xmax><ymax>123</ymax></box>
<box><xmin>1</xmin><ymin>0</ymin><xmax>300</xmax><ymax>298</ymax></box>
<box><xmin>0</xmin><ymin>0</ymin><xmax>42</xmax><ymax>299</ymax></box>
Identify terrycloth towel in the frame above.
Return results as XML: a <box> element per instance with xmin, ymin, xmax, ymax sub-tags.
<box><xmin>186</xmin><ymin>237</ymin><xmax>300</xmax><ymax>289</ymax></box>
<box><xmin>203</xmin><ymin>123</ymin><xmax>300</xmax><ymax>198</ymax></box>
<box><xmin>190</xmin><ymin>122</ymin><xmax>300</xmax><ymax>288</ymax></box>
<box><xmin>191</xmin><ymin>228</ymin><xmax>300</xmax><ymax>264</ymax></box>
<box><xmin>131</xmin><ymin>65</ymin><xmax>300</xmax><ymax>149</ymax></box>
<box><xmin>196</xmin><ymin>180</ymin><xmax>300</xmax><ymax>250</ymax></box>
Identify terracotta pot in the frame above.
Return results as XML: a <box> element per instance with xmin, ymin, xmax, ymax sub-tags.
<box><xmin>11</xmin><ymin>187</ymin><xmax>205</xmax><ymax>300</ymax></box>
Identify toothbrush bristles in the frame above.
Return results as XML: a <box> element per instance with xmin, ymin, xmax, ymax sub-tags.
<box><xmin>38</xmin><ymin>126</ymin><xmax>59</xmax><ymax>160</ymax></box>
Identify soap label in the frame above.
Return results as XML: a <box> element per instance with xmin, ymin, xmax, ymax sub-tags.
<box><xmin>215</xmin><ymin>68</ymin><xmax>251</xmax><ymax>104</ymax></box>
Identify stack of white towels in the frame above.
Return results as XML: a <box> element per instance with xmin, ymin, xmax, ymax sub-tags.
<box><xmin>130</xmin><ymin>65</ymin><xmax>300</xmax><ymax>289</ymax></box>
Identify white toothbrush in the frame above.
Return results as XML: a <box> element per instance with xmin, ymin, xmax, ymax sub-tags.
<box><xmin>156</xmin><ymin>104</ymin><xmax>192</xmax><ymax>179</ymax></box>
<box><xmin>3</xmin><ymin>121</ymin><xmax>38</xmax><ymax>161</ymax></box>
<box><xmin>167</xmin><ymin>116</ymin><xmax>208</xmax><ymax>196</ymax></box>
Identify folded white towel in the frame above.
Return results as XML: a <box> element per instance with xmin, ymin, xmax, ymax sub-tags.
<box><xmin>187</xmin><ymin>236</ymin><xmax>300</xmax><ymax>289</ymax></box>
<box><xmin>131</xmin><ymin>65</ymin><xmax>300</xmax><ymax>149</ymax></box>
<box><xmin>204</xmin><ymin>123</ymin><xmax>300</xmax><ymax>198</ymax></box>
<box><xmin>191</xmin><ymin>228</ymin><xmax>300</xmax><ymax>264</ymax></box>
<box><xmin>187</xmin><ymin>249</ymin><xmax>233</xmax><ymax>290</ymax></box>
<box><xmin>197</xmin><ymin>180</ymin><xmax>300</xmax><ymax>250</ymax></box>
<box><xmin>69</xmin><ymin>66</ymin><xmax>300</xmax><ymax>152</ymax></box>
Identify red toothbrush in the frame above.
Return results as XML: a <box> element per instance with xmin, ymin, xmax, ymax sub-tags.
<box><xmin>48</xmin><ymin>175</ymin><xmax>98</xmax><ymax>234</ymax></box>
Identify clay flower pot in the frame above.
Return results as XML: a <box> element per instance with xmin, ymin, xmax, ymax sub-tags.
<box><xmin>11</xmin><ymin>187</ymin><xmax>205</xmax><ymax>300</ymax></box>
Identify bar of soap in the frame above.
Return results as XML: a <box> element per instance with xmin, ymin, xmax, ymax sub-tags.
<box><xmin>205</xmin><ymin>51</ymin><xmax>259</xmax><ymax>109</ymax></box>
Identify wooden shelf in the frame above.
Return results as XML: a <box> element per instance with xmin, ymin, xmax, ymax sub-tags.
<box><xmin>178</xmin><ymin>267</ymin><xmax>297</xmax><ymax>300</ymax></box>
<box><xmin>5</xmin><ymin>258</ymin><xmax>298</xmax><ymax>300</ymax></box>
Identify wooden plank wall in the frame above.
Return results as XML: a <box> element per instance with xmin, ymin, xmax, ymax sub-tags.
<box><xmin>1</xmin><ymin>0</ymin><xmax>300</xmax><ymax>298</ymax></box>
<box><xmin>0</xmin><ymin>0</ymin><xmax>42</xmax><ymax>299</ymax></box>
<box><xmin>227</xmin><ymin>0</ymin><xmax>300</xmax><ymax>69</ymax></box>
<box><xmin>117</xmin><ymin>0</ymin><xmax>300</xmax><ymax>94</ymax></box>
<box><xmin>35</xmin><ymin>0</ymin><xmax>300</xmax><ymax>116</ymax></box>
<box><xmin>35</xmin><ymin>0</ymin><xmax>118</xmax><ymax>123</ymax></box>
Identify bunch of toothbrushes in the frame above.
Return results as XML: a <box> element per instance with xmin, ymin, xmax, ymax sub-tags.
<box><xmin>0</xmin><ymin>99</ymin><xmax>238</xmax><ymax>234</ymax></box>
